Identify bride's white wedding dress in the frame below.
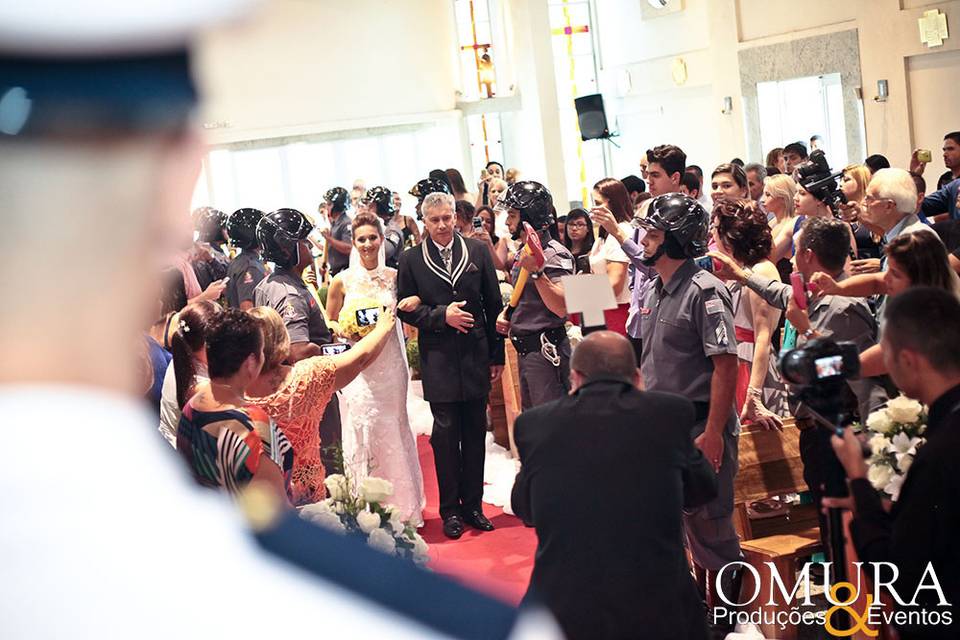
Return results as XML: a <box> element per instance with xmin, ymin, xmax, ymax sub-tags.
<box><xmin>339</xmin><ymin>259</ymin><xmax>426</xmax><ymax>526</ymax></box>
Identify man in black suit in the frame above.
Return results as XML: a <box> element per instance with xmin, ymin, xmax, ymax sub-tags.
<box><xmin>397</xmin><ymin>192</ymin><xmax>505</xmax><ymax>539</ymax></box>
<box><xmin>827</xmin><ymin>288</ymin><xmax>960</xmax><ymax>639</ymax></box>
<box><xmin>512</xmin><ymin>331</ymin><xmax>717</xmax><ymax>640</ymax></box>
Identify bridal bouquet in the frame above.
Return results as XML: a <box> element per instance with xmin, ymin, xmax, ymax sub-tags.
<box><xmin>337</xmin><ymin>296</ymin><xmax>384</xmax><ymax>340</ymax></box>
<box><xmin>862</xmin><ymin>395</ymin><xmax>928</xmax><ymax>501</ymax></box>
<box><xmin>299</xmin><ymin>473</ymin><xmax>429</xmax><ymax>565</ymax></box>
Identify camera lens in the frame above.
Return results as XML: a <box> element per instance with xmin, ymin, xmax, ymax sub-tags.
<box><xmin>779</xmin><ymin>348</ymin><xmax>812</xmax><ymax>385</ymax></box>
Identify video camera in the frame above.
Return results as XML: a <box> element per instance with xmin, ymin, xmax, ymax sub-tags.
<box><xmin>794</xmin><ymin>150</ymin><xmax>847</xmax><ymax>216</ymax></box>
<box><xmin>780</xmin><ymin>337</ymin><xmax>860</xmax><ymax>422</ymax></box>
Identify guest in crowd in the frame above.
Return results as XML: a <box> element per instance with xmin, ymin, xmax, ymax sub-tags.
<box><xmin>255</xmin><ymin>208</ymin><xmax>343</xmax><ymax>474</ymax></box>
<box><xmin>865</xmin><ymin>153</ymin><xmax>891</xmax><ymax>174</ymax></box>
<box><xmin>554</xmin><ymin>214</ymin><xmax>566</xmax><ymax>244</ymax></box>
<box><xmin>795</xmin><ymin>155</ymin><xmax>860</xmax><ymax>258</ymax></box>
<box><xmin>177</xmin><ymin>309</ymin><xmax>293</xmax><ymax>501</ymax></box>
<box><xmin>477</xmin><ymin>161</ymin><xmax>505</xmax><ymax>207</ymax></box>
<box><xmin>712</xmin><ymin>217</ymin><xmax>889</xmax><ymax>550</ymax></box>
<box><xmin>919</xmin><ymin>167</ymin><xmax>960</xmax><ymax>223</ymax></box>
<box><xmin>505</xmin><ymin>166</ymin><xmax>521</xmax><ymax>185</ymax></box>
<box><xmin>496</xmin><ymin>182</ymin><xmax>574</xmax><ymax>409</ymax></box>
<box><xmin>918</xmin><ymin>131</ymin><xmax>960</xmax><ymax>190</ymax></box>
<box><xmin>246</xmin><ymin>305</ymin><xmax>397</xmax><ymax>507</ymax></box>
<box><xmin>143</xmin><ymin>332</ymin><xmax>171</xmax><ymax>420</ymax></box>
<box><xmin>711</xmin><ymin>200</ymin><xmax>788</xmax><ymax>426</ymax></box>
<box><xmin>811</xmin><ymin>229</ymin><xmax>959</xmax><ymax>378</ymax></box>
<box><xmin>679</xmin><ymin>170</ymin><xmax>702</xmax><ymax>201</ymax></box>
<box><xmin>445</xmin><ymin>168</ymin><xmax>475</xmax><ymax>203</ymax></box>
<box><xmin>324</xmin><ymin>212</ymin><xmax>426</xmax><ymax>523</ymax></box>
<box><xmin>321</xmin><ymin>187</ymin><xmax>354</xmax><ymax>277</ymax></box>
<box><xmin>398</xmin><ymin>192</ymin><xmax>505</xmax><ymax>539</ymax></box>
<box><xmin>512</xmin><ymin>332</ymin><xmax>716</xmax><ymax>640</ymax></box>
<box><xmin>159</xmin><ymin>300</ymin><xmax>222</xmax><ymax>447</ymax></box>
<box><xmin>826</xmin><ymin>287</ymin><xmax>960</xmax><ymax>639</ymax></box>
<box><xmin>809</xmin><ymin>134</ymin><xmax>824</xmax><ymax>151</ymax></box>
<box><xmin>563</xmin><ymin>208</ymin><xmax>595</xmax><ymax>274</ymax></box>
<box><xmin>593</xmin><ymin>144</ymin><xmax>686</xmax><ymax>363</ymax></box>
<box><xmin>477</xmin><ymin>177</ymin><xmax>508</xmax><ymax>212</ymax></box>
<box><xmin>588</xmin><ymin>178</ymin><xmax>633</xmax><ymax>335</ymax></box>
<box><xmin>224</xmin><ymin>207</ymin><xmax>267</xmax><ymax>310</ymax></box>
<box><xmin>454</xmin><ymin>199</ymin><xmax>477</xmax><ymax>236</ymax></box>
<box><xmin>861</xmin><ymin>169</ymin><xmax>932</xmax><ymax>271</ymax></box>
<box><xmin>710</xmin><ymin>163</ymin><xmax>749</xmax><ymax>204</ymax></box>
<box><xmin>388</xmin><ymin>190</ymin><xmax>422</xmax><ymax>248</ymax></box>
<box><xmin>621</xmin><ymin>174</ymin><xmax>646</xmax><ymax>209</ymax></box>
<box><xmin>474</xmin><ymin>204</ymin><xmax>510</xmax><ymax>272</ymax></box>
<box><xmin>763</xmin><ymin>173</ymin><xmax>800</xmax><ymax>279</ymax></box>
<box><xmin>839</xmin><ymin>163</ymin><xmax>884</xmax><ymax>263</ymax></box>
<box><xmin>685</xmin><ymin>163</ymin><xmax>713</xmax><ymax>210</ymax></box>
<box><xmin>783</xmin><ymin>141</ymin><xmax>808</xmax><ymax>174</ymax></box>
<box><xmin>766</xmin><ymin>146</ymin><xmax>786</xmax><ymax>174</ymax></box>
<box><xmin>636</xmin><ymin>193</ymin><xmax>743</xmax><ymax>609</ymax></box>
<box><xmin>744</xmin><ymin>163</ymin><xmax>767</xmax><ymax>203</ymax></box>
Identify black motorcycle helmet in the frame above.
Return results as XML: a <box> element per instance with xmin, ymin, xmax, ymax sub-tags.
<box><xmin>362</xmin><ymin>186</ymin><xmax>395</xmax><ymax>218</ymax></box>
<box><xmin>496</xmin><ymin>180</ymin><xmax>555</xmax><ymax>240</ymax></box>
<box><xmin>257</xmin><ymin>208</ymin><xmax>314</xmax><ymax>269</ymax></box>
<box><xmin>226</xmin><ymin>208</ymin><xmax>265</xmax><ymax>250</ymax></box>
<box><xmin>408</xmin><ymin>178</ymin><xmax>450</xmax><ymax>202</ymax></box>
<box><xmin>324</xmin><ymin>187</ymin><xmax>350</xmax><ymax>213</ymax></box>
<box><xmin>193</xmin><ymin>206</ymin><xmax>227</xmax><ymax>244</ymax></box>
<box><xmin>637</xmin><ymin>193</ymin><xmax>709</xmax><ymax>266</ymax></box>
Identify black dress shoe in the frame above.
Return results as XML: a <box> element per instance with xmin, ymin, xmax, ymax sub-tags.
<box><xmin>442</xmin><ymin>515</ymin><xmax>465</xmax><ymax>539</ymax></box>
<box><xmin>463</xmin><ymin>510</ymin><xmax>495</xmax><ymax>531</ymax></box>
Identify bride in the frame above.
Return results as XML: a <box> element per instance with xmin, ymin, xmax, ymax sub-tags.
<box><xmin>325</xmin><ymin>211</ymin><xmax>426</xmax><ymax>525</ymax></box>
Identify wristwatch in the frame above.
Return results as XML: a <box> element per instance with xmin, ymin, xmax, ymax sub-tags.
<box><xmin>801</xmin><ymin>328</ymin><xmax>817</xmax><ymax>340</ymax></box>
<box><xmin>529</xmin><ymin>269</ymin><xmax>543</xmax><ymax>280</ymax></box>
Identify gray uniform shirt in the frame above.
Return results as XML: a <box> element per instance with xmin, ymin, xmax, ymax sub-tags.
<box><xmin>640</xmin><ymin>259</ymin><xmax>738</xmax><ymax>402</ymax></box>
<box><xmin>253</xmin><ymin>268</ymin><xmax>332</xmax><ymax>344</ymax></box>
<box><xmin>225</xmin><ymin>251</ymin><xmax>266</xmax><ymax>308</ymax></box>
<box><xmin>509</xmin><ymin>237</ymin><xmax>574</xmax><ymax>336</ymax></box>
<box><xmin>745</xmin><ymin>270</ymin><xmax>888</xmax><ymax>419</ymax></box>
<box><xmin>327</xmin><ymin>213</ymin><xmax>353</xmax><ymax>273</ymax></box>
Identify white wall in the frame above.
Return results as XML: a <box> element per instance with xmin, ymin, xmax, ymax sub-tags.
<box><xmin>194</xmin><ymin>0</ymin><xmax>460</xmax><ymax>143</ymax></box>
<box><xmin>593</xmin><ymin>0</ymin><xmax>960</xmax><ymax>174</ymax></box>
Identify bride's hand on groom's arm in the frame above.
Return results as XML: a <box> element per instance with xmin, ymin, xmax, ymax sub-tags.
<box><xmin>397</xmin><ymin>296</ymin><xmax>421</xmax><ymax>312</ymax></box>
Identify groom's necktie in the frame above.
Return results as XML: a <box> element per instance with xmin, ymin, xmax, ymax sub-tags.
<box><xmin>440</xmin><ymin>245</ymin><xmax>453</xmax><ymax>274</ymax></box>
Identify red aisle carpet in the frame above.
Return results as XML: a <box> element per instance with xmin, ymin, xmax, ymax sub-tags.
<box><xmin>417</xmin><ymin>435</ymin><xmax>536</xmax><ymax>605</ymax></box>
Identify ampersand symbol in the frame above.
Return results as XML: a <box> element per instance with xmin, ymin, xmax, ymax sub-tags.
<box><xmin>823</xmin><ymin>582</ymin><xmax>878</xmax><ymax>637</ymax></box>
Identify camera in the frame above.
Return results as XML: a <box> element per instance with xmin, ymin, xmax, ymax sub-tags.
<box><xmin>780</xmin><ymin>337</ymin><xmax>860</xmax><ymax>419</ymax></box>
<box><xmin>794</xmin><ymin>150</ymin><xmax>847</xmax><ymax>216</ymax></box>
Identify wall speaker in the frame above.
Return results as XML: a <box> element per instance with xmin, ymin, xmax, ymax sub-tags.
<box><xmin>574</xmin><ymin>94</ymin><xmax>610</xmax><ymax>141</ymax></box>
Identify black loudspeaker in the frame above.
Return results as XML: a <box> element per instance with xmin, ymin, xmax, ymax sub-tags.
<box><xmin>574</xmin><ymin>93</ymin><xmax>609</xmax><ymax>141</ymax></box>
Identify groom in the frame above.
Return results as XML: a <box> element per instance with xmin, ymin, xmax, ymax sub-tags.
<box><xmin>397</xmin><ymin>192</ymin><xmax>505</xmax><ymax>539</ymax></box>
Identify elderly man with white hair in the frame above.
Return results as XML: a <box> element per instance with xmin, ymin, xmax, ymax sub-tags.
<box><xmin>861</xmin><ymin>168</ymin><xmax>934</xmax><ymax>258</ymax></box>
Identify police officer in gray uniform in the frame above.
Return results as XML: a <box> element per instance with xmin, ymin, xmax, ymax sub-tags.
<box><xmin>225</xmin><ymin>207</ymin><xmax>267</xmax><ymax>310</ymax></box>
<box><xmin>495</xmin><ymin>182</ymin><xmax>574</xmax><ymax>409</ymax></box>
<box><xmin>322</xmin><ymin>187</ymin><xmax>353</xmax><ymax>277</ymax></box>
<box><xmin>636</xmin><ymin>194</ymin><xmax>743</xmax><ymax>598</ymax></box>
<box><xmin>254</xmin><ymin>208</ymin><xmax>342</xmax><ymax>473</ymax></box>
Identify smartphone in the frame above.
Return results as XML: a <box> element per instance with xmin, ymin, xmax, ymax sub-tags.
<box><xmin>575</xmin><ymin>254</ymin><xmax>592</xmax><ymax>274</ymax></box>
<box><xmin>479</xmin><ymin>168</ymin><xmax>489</xmax><ymax>182</ymax></box>
<box><xmin>355</xmin><ymin>307</ymin><xmax>380</xmax><ymax>326</ymax></box>
<box><xmin>790</xmin><ymin>272</ymin><xmax>808</xmax><ymax>310</ymax></box>
<box><xmin>320</xmin><ymin>343</ymin><xmax>349</xmax><ymax>356</ymax></box>
<box><xmin>693</xmin><ymin>255</ymin><xmax>715</xmax><ymax>273</ymax></box>
<box><xmin>472</xmin><ymin>216</ymin><xmax>484</xmax><ymax>231</ymax></box>
<box><xmin>917</xmin><ymin>149</ymin><xmax>933</xmax><ymax>163</ymax></box>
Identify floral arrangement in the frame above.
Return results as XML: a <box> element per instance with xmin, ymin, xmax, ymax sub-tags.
<box><xmin>299</xmin><ymin>473</ymin><xmax>429</xmax><ymax>565</ymax></box>
<box><xmin>862</xmin><ymin>395</ymin><xmax>927</xmax><ymax>501</ymax></box>
<box><xmin>337</xmin><ymin>296</ymin><xmax>383</xmax><ymax>340</ymax></box>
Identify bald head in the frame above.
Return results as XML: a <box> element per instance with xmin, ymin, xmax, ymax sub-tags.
<box><xmin>570</xmin><ymin>331</ymin><xmax>638</xmax><ymax>388</ymax></box>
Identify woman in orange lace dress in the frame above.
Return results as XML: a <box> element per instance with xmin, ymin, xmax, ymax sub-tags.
<box><xmin>245</xmin><ymin>305</ymin><xmax>396</xmax><ymax>505</ymax></box>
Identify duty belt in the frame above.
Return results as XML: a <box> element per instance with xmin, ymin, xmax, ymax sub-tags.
<box><xmin>510</xmin><ymin>326</ymin><xmax>567</xmax><ymax>359</ymax></box>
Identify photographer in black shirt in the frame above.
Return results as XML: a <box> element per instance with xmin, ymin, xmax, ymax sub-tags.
<box><xmin>827</xmin><ymin>287</ymin><xmax>960</xmax><ymax>638</ymax></box>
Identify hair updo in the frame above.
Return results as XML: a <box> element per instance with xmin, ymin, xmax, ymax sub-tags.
<box><xmin>712</xmin><ymin>199</ymin><xmax>772</xmax><ymax>267</ymax></box>
<box><xmin>351</xmin><ymin>211</ymin><xmax>384</xmax><ymax>236</ymax></box>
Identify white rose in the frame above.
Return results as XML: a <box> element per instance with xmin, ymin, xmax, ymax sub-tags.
<box><xmin>865</xmin><ymin>409</ymin><xmax>894</xmax><ymax>435</ymax></box>
<box><xmin>412</xmin><ymin>536</ymin><xmax>430</xmax><ymax>565</ymax></box>
<box><xmin>867</xmin><ymin>463</ymin><xmax>894</xmax><ymax>491</ymax></box>
<box><xmin>388</xmin><ymin>509</ymin><xmax>406</xmax><ymax>532</ymax></box>
<box><xmin>884</xmin><ymin>474</ymin><xmax>905</xmax><ymax>502</ymax></box>
<box><xmin>367</xmin><ymin>527</ymin><xmax>397</xmax><ymax>555</ymax></box>
<box><xmin>360</xmin><ymin>476</ymin><xmax>394</xmax><ymax>504</ymax></box>
<box><xmin>897</xmin><ymin>454</ymin><xmax>914</xmax><ymax>474</ymax></box>
<box><xmin>868</xmin><ymin>434</ymin><xmax>891</xmax><ymax>456</ymax></box>
<box><xmin>323</xmin><ymin>474</ymin><xmax>349</xmax><ymax>501</ymax></box>
<box><xmin>309</xmin><ymin>510</ymin><xmax>346</xmax><ymax>534</ymax></box>
<box><xmin>356</xmin><ymin>509</ymin><xmax>382</xmax><ymax>534</ymax></box>
<box><xmin>885</xmin><ymin>396</ymin><xmax>923</xmax><ymax>425</ymax></box>
<box><xmin>299</xmin><ymin>500</ymin><xmax>333</xmax><ymax>519</ymax></box>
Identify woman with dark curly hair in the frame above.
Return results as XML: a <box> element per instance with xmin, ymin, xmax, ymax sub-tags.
<box><xmin>711</xmin><ymin>199</ymin><xmax>788</xmax><ymax>428</ymax></box>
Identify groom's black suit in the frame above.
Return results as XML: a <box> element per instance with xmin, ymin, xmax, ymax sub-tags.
<box><xmin>397</xmin><ymin>234</ymin><xmax>504</xmax><ymax>520</ymax></box>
